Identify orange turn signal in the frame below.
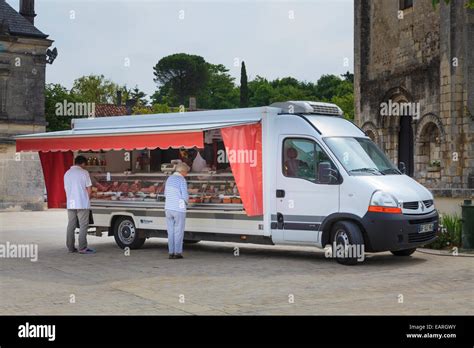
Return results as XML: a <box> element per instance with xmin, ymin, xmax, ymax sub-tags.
<box><xmin>368</xmin><ymin>205</ymin><xmax>402</xmax><ymax>214</ymax></box>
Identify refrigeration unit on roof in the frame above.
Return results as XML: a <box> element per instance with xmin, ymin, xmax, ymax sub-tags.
<box><xmin>270</xmin><ymin>101</ymin><xmax>343</xmax><ymax>116</ymax></box>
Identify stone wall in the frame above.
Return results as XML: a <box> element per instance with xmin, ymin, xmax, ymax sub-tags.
<box><xmin>437</xmin><ymin>1</ymin><xmax>473</xmax><ymax>189</ymax></box>
<box><xmin>0</xmin><ymin>35</ymin><xmax>52</xmax><ymax>210</ymax></box>
<box><xmin>0</xmin><ymin>36</ymin><xmax>51</xmax><ymax>128</ymax></box>
<box><xmin>0</xmin><ymin>143</ymin><xmax>44</xmax><ymax>210</ymax></box>
<box><xmin>354</xmin><ymin>0</ymin><xmax>474</xmax><ymax>194</ymax></box>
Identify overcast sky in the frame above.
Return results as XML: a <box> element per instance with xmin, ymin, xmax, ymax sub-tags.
<box><xmin>7</xmin><ymin>0</ymin><xmax>353</xmax><ymax>99</ymax></box>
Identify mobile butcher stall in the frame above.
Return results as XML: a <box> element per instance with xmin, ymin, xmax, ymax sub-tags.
<box><xmin>15</xmin><ymin>101</ymin><xmax>438</xmax><ymax>264</ymax></box>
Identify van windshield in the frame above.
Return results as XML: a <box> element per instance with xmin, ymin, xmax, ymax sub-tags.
<box><xmin>324</xmin><ymin>137</ymin><xmax>401</xmax><ymax>176</ymax></box>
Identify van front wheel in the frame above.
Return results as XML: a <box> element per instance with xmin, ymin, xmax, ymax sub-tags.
<box><xmin>391</xmin><ymin>248</ymin><xmax>416</xmax><ymax>256</ymax></box>
<box><xmin>331</xmin><ymin>221</ymin><xmax>365</xmax><ymax>265</ymax></box>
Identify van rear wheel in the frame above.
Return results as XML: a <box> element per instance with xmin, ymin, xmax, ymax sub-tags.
<box><xmin>331</xmin><ymin>221</ymin><xmax>365</xmax><ymax>265</ymax></box>
<box><xmin>113</xmin><ymin>216</ymin><xmax>146</xmax><ymax>249</ymax></box>
<box><xmin>391</xmin><ymin>248</ymin><xmax>416</xmax><ymax>256</ymax></box>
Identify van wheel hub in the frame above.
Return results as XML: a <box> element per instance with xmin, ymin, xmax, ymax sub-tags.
<box><xmin>118</xmin><ymin>220</ymin><xmax>135</xmax><ymax>244</ymax></box>
<box><xmin>335</xmin><ymin>229</ymin><xmax>350</xmax><ymax>247</ymax></box>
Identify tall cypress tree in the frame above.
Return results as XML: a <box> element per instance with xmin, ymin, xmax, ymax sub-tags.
<box><xmin>240</xmin><ymin>61</ymin><xmax>249</xmax><ymax>107</ymax></box>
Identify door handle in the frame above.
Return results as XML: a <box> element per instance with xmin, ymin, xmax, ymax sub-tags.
<box><xmin>277</xmin><ymin>212</ymin><xmax>284</xmax><ymax>229</ymax></box>
<box><xmin>276</xmin><ymin>189</ymin><xmax>285</xmax><ymax>198</ymax></box>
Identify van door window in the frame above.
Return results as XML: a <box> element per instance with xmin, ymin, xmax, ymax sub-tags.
<box><xmin>283</xmin><ymin>138</ymin><xmax>338</xmax><ymax>184</ymax></box>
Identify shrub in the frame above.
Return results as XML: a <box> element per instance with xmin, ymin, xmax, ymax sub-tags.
<box><xmin>426</xmin><ymin>213</ymin><xmax>462</xmax><ymax>249</ymax></box>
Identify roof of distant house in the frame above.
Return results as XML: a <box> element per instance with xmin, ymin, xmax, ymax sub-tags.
<box><xmin>0</xmin><ymin>0</ymin><xmax>48</xmax><ymax>39</ymax></box>
<box><xmin>95</xmin><ymin>104</ymin><xmax>129</xmax><ymax>117</ymax></box>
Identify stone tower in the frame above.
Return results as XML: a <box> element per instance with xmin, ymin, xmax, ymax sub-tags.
<box><xmin>354</xmin><ymin>0</ymin><xmax>474</xmax><ymax>211</ymax></box>
<box><xmin>0</xmin><ymin>0</ymin><xmax>52</xmax><ymax>209</ymax></box>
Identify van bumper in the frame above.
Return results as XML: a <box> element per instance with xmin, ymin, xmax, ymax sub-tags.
<box><xmin>361</xmin><ymin>210</ymin><xmax>439</xmax><ymax>252</ymax></box>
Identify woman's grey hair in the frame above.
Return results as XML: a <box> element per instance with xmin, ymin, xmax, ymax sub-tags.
<box><xmin>176</xmin><ymin>162</ymin><xmax>190</xmax><ymax>173</ymax></box>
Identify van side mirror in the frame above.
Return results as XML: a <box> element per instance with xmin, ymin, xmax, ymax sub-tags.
<box><xmin>318</xmin><ymin>162</ymin><xmax>339</xmax><ymax>184</ymax></box>
<box><xmin>398</xmin><ymin>162</ymin><xmax>406</xmax><ymax>174</ymax></box>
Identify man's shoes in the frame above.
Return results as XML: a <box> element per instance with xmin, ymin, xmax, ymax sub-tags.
<box><xmin>174</xmin><ymin>254</ymin><xmax>183</xmax><ymax>259</ymax></box>
<box><xmin>169</xmin><ymin>254</ymin><xmax>175</xmax><ymax>259</ymax></box>
<box><xmin>79</xmin><ymin>247</ymin><xmax>96</xmax><ymax>254</ymax></box>
<box><xmin>68</xmin><ymin>248</ymin><xmax>78</xmax><ymax>253</ymax></box>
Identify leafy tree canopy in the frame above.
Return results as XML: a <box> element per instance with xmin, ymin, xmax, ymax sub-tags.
<box><xmin>45</xmin><ymin>83</ymin><xmax>88</xmax><ymax>131</ymax></box>
<box><xmin>130</xmin><ymin>85</ymin><xmax>148</xmax><ymax>107</ymax></box>
<box><xmin>197</xmin><ymin>63</ymin><xmax>239</xmax><ymax>109</ymax></box>
<box><xmin>71</xmin><ymin>74</ymin><xmax>123</xmax><ymax>104</ymax></box>
<box><xmin>432</xmin><ymin>0</ymin><xmax>474</xmax><ymax>9</ymax></box>
<box><xmin>153</xmin><ymin>53</ymin><xmax>209</xmax><ymax>105</ymax></box>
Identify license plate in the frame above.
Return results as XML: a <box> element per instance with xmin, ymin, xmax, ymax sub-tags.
<box><xmin>419</xmin><ymin>223</ymin><xmax>434</xmax><ymax>233</ymax></box>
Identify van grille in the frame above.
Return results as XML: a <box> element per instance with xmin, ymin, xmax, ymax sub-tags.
<box><xmin>408</xmin><ymin>216</ymin><xmax>438</xmax><ymax>225</ymax></box>
<box><xmin>408</xmin><ymin>231</ymin><xmax>436</xmax><ymax>243</ymax></box>
<box><xmin>423</xmin><ymin>200</ymin><xmax>434</xmax><ymax>208</ymax></box>
<box><xmin>403</xmin><ymin>201</ymin><xmax>419</xmax><ymax>210</ymax></box>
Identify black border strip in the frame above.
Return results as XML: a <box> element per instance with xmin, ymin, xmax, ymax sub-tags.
<box><xmin>0</xmin><ymin>315</ymin><xmax>472</xmax><ymax>346</ymax></box>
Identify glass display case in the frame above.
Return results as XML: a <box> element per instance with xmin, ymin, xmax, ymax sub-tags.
<box><xmin>90</xmin><ymin>172</ymin><xmax>243</xmax><ymax>210</ymax></box>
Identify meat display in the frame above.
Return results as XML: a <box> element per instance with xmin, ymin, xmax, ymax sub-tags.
<box><xmin>90</xmin><ymin>174</ymin><xmax>242</xmax><ymax>205</ymax></box>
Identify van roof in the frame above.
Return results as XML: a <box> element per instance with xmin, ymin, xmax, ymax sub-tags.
<box><xmin>69</xmin><ymin>106</ymin><xmax>272</xmax><ymax>133</ymax></box>
<box><xmin>269</xmin><ymin>101</ymin><xmax>366</xmax><ymax>137</ymax></box>
<box><xmin>304</xmin><ymin>115</ymin><xmax>366</xmax><ymax>137</ymax></box>
<box><xmin>16</xmin><ymin>106</ymin><xmax>277</xmax><ymax>140</ymax></box>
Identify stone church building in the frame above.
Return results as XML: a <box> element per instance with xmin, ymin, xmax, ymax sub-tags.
<box><xmin>0</xmin><ymin>0</ymin><xmax>52</xmax><ymax>209</ymax></box>
<box><xmin>354</xmin><ymin>0</ymin><xmax>474</xmax><ymax>213</ymax></box>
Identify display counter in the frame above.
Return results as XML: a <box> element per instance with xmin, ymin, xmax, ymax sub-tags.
<box><xmin>90</xmin><ymin>172</ymin><xmax>243</xmax><ymax>211</ymax></box>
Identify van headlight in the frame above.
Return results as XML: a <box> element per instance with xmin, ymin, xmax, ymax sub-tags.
<box><xmin>368</xmin><ymin>191</ymin><xmax>402</xmax><ymax>214</ymax></box>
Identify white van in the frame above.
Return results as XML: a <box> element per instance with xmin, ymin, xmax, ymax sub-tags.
<box><xmin>89</xmin><ymin>101</ymin><xmax>438</xmax><ymax>264</ymax></box>
<box><xmin>17</xmin><ymin>100</ymin><xmax>438</xmax><ymax>264</ymax></box>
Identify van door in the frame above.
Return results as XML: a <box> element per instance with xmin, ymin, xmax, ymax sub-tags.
<box><xmin>274</xmin><ymin>136</ymin><xmax>340</xmax><ymax>245</ymax></box>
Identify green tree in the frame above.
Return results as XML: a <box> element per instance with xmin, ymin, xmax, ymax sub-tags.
<box><xmin>133</xmin><ymin>103</ymin><xmax>170</xmax><ymax>115</ymax></box>
<box><xmin>269</xmin><ymin>77</ymin><xmax>314</xmax><ymax>103</ymax></box>
<box><xmin>341</xmin><ymin>71</ymin><xmax>354</xmax><ymax>83</ymax></box>
<box><xmin>153</xmin><ymin>53</ymin><xmax>209</xmax><ymax>105</ymax></box>
<box><xmin>314</xmin><ymin>74</ymin><xmax>351</xmax><ymax>100</ymax></box>
<box><xmin>331</xmin><ymin>93</ymin><xmax>355</xmax><ymax>120</ymax></box>
<box><xmin>432</xmin><ymin>0</ymin><xmax>474</xmax><ymax>9</ymax></box>
<box><xmin>45</xmin><ymin>83</ymin><xmax>87</xmax><ymax>132</ymax></box>
<box><xmin>70</xmin><ymin>74</ymin><xmax>122</xmax><ymax>104</ymax></box>
<box><xmin>245</xmin><ymin>73</ymin><xmax>354</xmax><ymax>116</ymax></box>
<box><xmin>271</xmin><ymin>77</ymin><xmax>300</xmax><ymax>89</ymax></box>
<box><xmin>313</xmin><ymin>74</ymin><xmax>354</xmax><ymax>119</ymax></box>
<box><xmin>130</xmin><ymin>85</ymin><xmax>148</xmax><ymax>106</ymax></box>
<box><xmin>150</xmin><ymin>83</ymin><xmax>176</xmax><ymax>106</ymax></box>
<box><xmin>248</xmin><ymin>76</ymin><xmax>273</xmax><ymax>106</ymax></box>
<box><xmin>270</xmin><ymin>85</ymin><xmax>312</xmax><ymax>104</ymax></box>
<box><xmin>120</xmin><ymin>85</ymin><xmax>131</xmax><ymax>105</ymax></box>
<box><xmin>197</xmin><ymin>64</ymin><xmax>239</xmax><ymax>109</ymax></box>
<box><xmin>240</xmin><ymin>61</ymin><xmax>249</xmax><ymax>107</ymax></box>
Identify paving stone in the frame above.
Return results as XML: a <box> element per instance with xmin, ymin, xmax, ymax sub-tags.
<box><xmin>0</xmin><ymin>210</ymin><xmax>473</xmax><ymax>315</ymax></box>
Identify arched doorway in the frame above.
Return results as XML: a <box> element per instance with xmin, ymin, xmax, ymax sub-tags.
<box><xmin>361</xmin><ymin>121</ymin><xmax>379</xmax><ymax>146</ymax></box>
<box><xmin>414</xmin><ymin>114</ymin><xmax>445</xmax><ymax>186</ymax></box>
<box><xmin>420</xmin><ymin>123</ymin><xmax>441</xmax><ymax>164</ymax></box>
<box><xmin>366</xmin><ymin>129</ymin><xmax>376</xmax><ymax>142</ymax></box>
<box><xmin>398</xmin><ymin>113</ymin><xmax>414</xmax><ymax>176</ymax></box>
<box><xmin>380</xmin><ymin>88</ymin><xmax>415</xmax><ymax>177</ymax></box>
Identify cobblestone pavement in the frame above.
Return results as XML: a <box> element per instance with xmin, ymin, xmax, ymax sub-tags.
<box><xmin>1</xmin><ymin>210</ymin><xmax>473</xmax><ymax>315</ymax></box>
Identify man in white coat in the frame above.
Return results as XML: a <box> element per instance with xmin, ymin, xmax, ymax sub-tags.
<box><xmin>64</xmin><ymin>155</ymin><xmax>96</xmax><ymax>254</ymax></box>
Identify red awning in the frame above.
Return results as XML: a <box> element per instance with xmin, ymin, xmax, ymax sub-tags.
<box><xmin>16</xmin><ymin>132</ymin><xmax>203</xmax><ymax>152</ymax></box>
